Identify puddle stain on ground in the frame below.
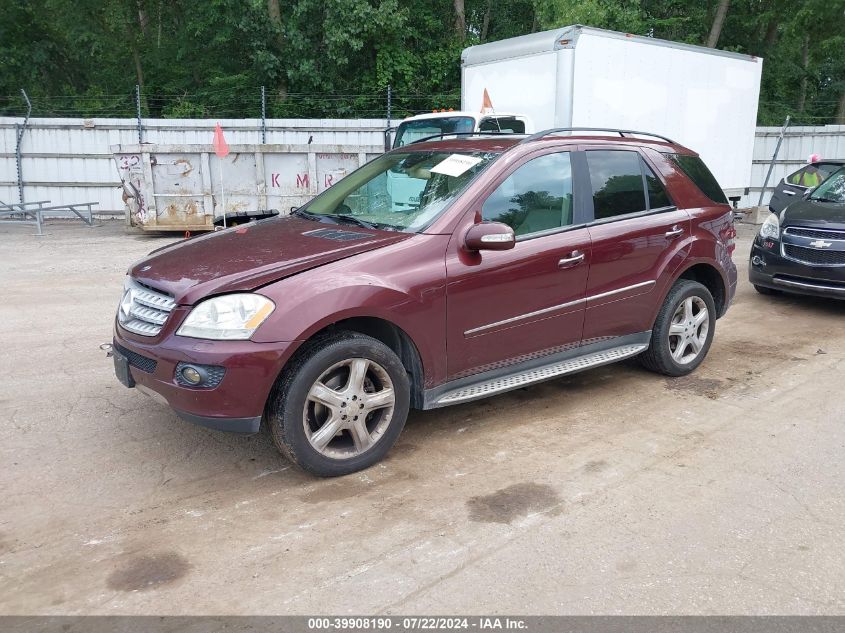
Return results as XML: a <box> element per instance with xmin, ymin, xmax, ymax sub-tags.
<box><xmin>467</xmin><ymin>482</ymin><xmax>561</xmax><ymax>524</ymax></box>
<box><xmin>583</xmin><ymin>460</ymin><xmax>608</xmax><ymax>473</ymax></box>
<box><xmin>107</xmin><ymin>551</ymin><xmax>190</xmax><ymax>592</ymax></box>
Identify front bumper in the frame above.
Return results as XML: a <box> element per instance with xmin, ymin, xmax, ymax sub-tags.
<box><xmin>749</xmin><ymin>239</ymin><xmax>845</xmax><ymax>300</ymax></box>
<box><xmin>112</xmin><ymin>322</ymin><xmax>294</xmax><ymax>434</ymax></box>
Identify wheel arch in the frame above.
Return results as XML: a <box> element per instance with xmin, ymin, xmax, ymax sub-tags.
<box><xmin>272</xmin><ymin>315</ymin><xmax>427</xmax><ymax>410</ymax></box>
<box><xmin>676</xmin><ymin>262</ymin><xmax>728</xmax><ymax>318</ymax></box>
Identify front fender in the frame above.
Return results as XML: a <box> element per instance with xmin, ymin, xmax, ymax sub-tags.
<box><xmin>251</xmin><ymin>234</ymin><xmax>449</xmax><ymax>387</ymax></box>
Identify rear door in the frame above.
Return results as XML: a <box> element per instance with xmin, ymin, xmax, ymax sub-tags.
<box><xmin>581</xmin><ymin>147</ymin><xmax>690</xmax><ymax>342</ymax></box>
<box><xmin>770</xmin><ymin>163</ymin><xmax>841</xmax><ymax>213</ymax></box>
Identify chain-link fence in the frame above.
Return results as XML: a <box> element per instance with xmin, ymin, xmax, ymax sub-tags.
<box><xmin>0</xmin><ymin>86</ymin><xmax>461</xmax><ymax>126</ymax></box>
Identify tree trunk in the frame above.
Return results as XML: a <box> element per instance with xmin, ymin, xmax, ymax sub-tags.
<box><xmin>797</xmin><ymin>33</ymin><xmax>810</xmax><ymax>113</ymax></box>
<box><xmin>706</xmin><ymin>0</ymin><xmax>731</xmax><ymax>48</ymax></box>
<box><xmin>480</xmin><ymin>0</ymin><xmax>492</xmax><ymax>41</ymax></box>
<box><xmin>136</xmin><ymin>0</ymin><xmax>148</xmax><ymax>34</ymax></box>
<box><xmin>131</xmin><ymin>44</ymin><xmax>144</xmax><ymax>90</ymax></box>
<box><xmin>836</xmin><ymin>92</ymin><xmax>845</xmax><ymax>125</ymax></box>
<box><xmin>266</xmin><ymin>0</ymin><xmax>288</xmax><ymax>100</ymax></box>
<box><xmin>764</xmin><ymin>18</ymin><xmax>778</xmax><ymax>50</ymax></box>
<box><xmin>453</xmin><ymin>0</ymin><xmax>466</xmax><ymax>40</ymax></box>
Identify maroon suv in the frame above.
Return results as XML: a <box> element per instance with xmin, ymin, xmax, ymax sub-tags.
<box><xmin>112</xmin><ymin>129</ymin><xmax>737</xmax><ymax>476</ymax></box>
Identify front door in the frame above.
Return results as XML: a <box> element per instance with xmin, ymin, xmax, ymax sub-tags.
<box><xmin>445</xmin><ymin>150</ymin><xmax>591</xmax><ymax>380</ymax></box>
<box><xmin>581</xmin><ymin>148</ymin><xmax>690</xmax><ymax>342</ymax></box>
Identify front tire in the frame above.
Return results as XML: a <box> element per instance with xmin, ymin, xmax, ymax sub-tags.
<box><xmin>267</xmin><ymin>332</ymin><xmax>410</xmax><ymax>477</ymax></box>
<box><xmin>754</xmin><ymin>284</ymin><xmax>780</xmax><ymax>296</ymax></box>
<box><xmin>640</xmin><ymin>280</ymin><xmax>716</xmax><ymax>377</ymax></box>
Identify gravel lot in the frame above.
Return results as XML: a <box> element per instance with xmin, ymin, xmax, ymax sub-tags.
<box><xmin>1</xmin><ymin>219</ymin><xmax>843</xmax><ymax>615</ymax></box>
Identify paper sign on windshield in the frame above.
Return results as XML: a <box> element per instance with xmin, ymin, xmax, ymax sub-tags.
<box><xmin>430</xmin><ymin>154</ymin><xmax>483</xmax><ymax>178</ymax></box>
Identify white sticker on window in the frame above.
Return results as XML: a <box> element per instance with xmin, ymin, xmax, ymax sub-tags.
<box><xmin>430</xmin><ymin>154</ymin><xmax>483</xmax><ymax>178</ymax></box>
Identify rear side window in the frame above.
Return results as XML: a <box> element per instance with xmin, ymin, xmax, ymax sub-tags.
<box><xmin>586</xmin><ymin>150</ymin><xmax>646</xmax><ymax>219</ymax></box>
<box><xmin>668</xmin><ymin>154</ymin><xmax>728</xmax><ymax>204</ymax></box>
<box><xmin>478</xmin><ymin>117</ymin><xmax>526</xmax><ymax>134</ymax></box>
<box><xmin>645</xmin><ymin>163</ymin><xmax>672</xmax><ymax>209</ymax></box>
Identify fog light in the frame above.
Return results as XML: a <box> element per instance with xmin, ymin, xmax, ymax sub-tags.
<box><xmin>752</xmin><ymin>255</ymin><xmax>765</xmax><ymax>267</ymax></box>
<box><xmin>180</xmin><ymin>366</ymin><xmax>202</xmax><ymax>385</ymax></box>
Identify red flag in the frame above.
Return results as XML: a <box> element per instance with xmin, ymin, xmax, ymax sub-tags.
<box><xmin>480</xmin><ymin>88</ymin><xmax>494</xmax><ymax>114</ymax></box>
<box><xmin>213</xmin><ymin>122</ymin><xmax>229</xmax><ymax>158</ymax></box>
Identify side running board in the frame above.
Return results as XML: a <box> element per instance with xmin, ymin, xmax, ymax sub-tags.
<box><xmin>433</xmin><ymin>343</ymin><xmax>648</xmax><ymax>407</ymax></box>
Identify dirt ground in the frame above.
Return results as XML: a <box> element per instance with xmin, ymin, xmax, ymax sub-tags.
<box><xmin>1</xmin><ymin>219</ymin><xmax>843</xmax><ymax>615</ymax></box>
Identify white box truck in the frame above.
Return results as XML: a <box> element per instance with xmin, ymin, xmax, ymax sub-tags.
<box><xmin>392</xmin><ymin>25</ymin><xmax>763</xmax><ymax>200</ymax></box>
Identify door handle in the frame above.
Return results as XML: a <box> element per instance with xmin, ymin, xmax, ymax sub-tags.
<box><xmin>558</xmin><ymin>251</ymin><xmax>585</xmax><ymax>268</ymax></box>
<box><xmin>782</xmin><ymin>190</ymin><xmax>796</xmax><ymax>196</ymax></box>
<box><xmin>665</xmin><ymin>226</ymin><xmax>684</xmax><ymax>239</ymax></box>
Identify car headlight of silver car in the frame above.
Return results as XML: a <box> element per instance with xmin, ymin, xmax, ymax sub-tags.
<box><xmin>759</xmin><ymin>213</ymin><xmax>780</xmax><ymax>240</ymax></box>
<box><xmin>176</xmin><ymin>294</ymin><xmax>275</xmax><ymax>340</ymax></box>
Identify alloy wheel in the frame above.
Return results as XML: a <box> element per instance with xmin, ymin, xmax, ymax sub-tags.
<box><xmin>668</xmin><ymin>296</ymin><xmax>709</xmax><ymax>365</ymax></box>
<box><xmin>303</xmin><ymin>358</ymin><xmax>396</xmax><ymax>459</ymax></box>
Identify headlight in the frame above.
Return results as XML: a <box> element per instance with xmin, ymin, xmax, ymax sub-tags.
<box><xmin>759</xmin><ymin>213</ymin><xmax>780</xmax><ymax>240</ymax></box>
<box><xmin>177</xmin><ymin>294</ymin><xmax>275</xmax><ymax>340</ymax></box>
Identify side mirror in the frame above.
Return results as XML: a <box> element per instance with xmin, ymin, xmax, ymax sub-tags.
<box><xmin>464</xmin><ymin>222</ymin><xmax>516</xmax><ymax>251</ymax></box>
<box><xmin>383</xmin><ymin>128</ymin><xmax>395</xmax><ymax>153</ymax></box>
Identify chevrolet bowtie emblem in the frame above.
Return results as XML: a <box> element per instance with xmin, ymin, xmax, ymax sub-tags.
<box><xmin>809</xmin><ymin>239</ymin><xmax>832</xmax><ymax>248</ymax></box>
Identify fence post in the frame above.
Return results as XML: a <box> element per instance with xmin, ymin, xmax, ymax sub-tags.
<box><xmin>757</xmin><ymin>115</ymin><xmax>790</xmax><ymax>208</ymax></box>
<box><xmin>386</xmin><ymin>84</ymin><xmax>392</xmax><ymax>129</ymax></box>
<box><xmin>15</xmin><ymin>89</ymin><xmax>32</xmax><ymax>204</ymax></box>
<box><xmin>261</xmin><ymin>85</ymin><xmax>267</xmax><ymax>144</ymax></box>
<box><xmin>135</xmin><ymin>84</ymin><xmax>143</xmax><ymax>144</ymax></box>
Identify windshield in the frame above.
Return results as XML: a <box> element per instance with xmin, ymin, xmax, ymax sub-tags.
<box><xmin>393</xmin><ymin>116</ymin><xmax>474</xmax><ymax>148</ymax></box>
<box><xmin>809</xmin><ymin>167</ymin><xmax>845</xmax><ymax>204</ymax></box>
<box><xmin>299</xmin><ymin>150</ymin><xmax>498</xmax><ymax>232</ymax></box>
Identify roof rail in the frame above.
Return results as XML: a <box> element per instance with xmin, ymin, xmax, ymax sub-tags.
<box><xmin>521</xmin><ymin>127</ymin><xmax>677</xmax><ymax>145</ymax></box>
<box><xmin>409</xmin><ymin>130</ymin><xmax>523</xmax><ymax>145</ymax></box>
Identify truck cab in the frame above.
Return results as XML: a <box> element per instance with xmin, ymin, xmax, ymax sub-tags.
<box><xmin>385</xmin><ymin>111</ymin><xmax>533</xmax><ymax>210</ymax></box>
<box><xmin>390</xmin><ymin>111</ymin><xmax>533</xmax><ymax>149</ymax></box>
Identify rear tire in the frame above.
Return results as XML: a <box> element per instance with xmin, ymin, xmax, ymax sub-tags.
<box><xmin>266</xmin><ymin>331</ymin><xmax>410</xmax><ymax>477</ymax></box>
<box><xmin>640</xmin><ymin>280</ymin><xmax>716</xmax><ymax>377</ymax></box>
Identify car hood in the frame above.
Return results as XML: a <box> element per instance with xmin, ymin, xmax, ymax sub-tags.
<box><xmin>129</xmin><ymin>215</ymin><xmax>412</xmax><ymax>305</ymax></box>
<box><xmin>782</xmin><ymin>198</ymin><xmax>845</xmax><ymax>228</ymax></box>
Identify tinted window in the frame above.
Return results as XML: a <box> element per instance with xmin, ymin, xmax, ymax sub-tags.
<box><xmin>668</xmin><ymin>154</ymin><xmax>728</xmax><ymax>204</ymax></box>
<box><xmin>586</xmin><ymin>151</ymin><xmax>647</xmax><ymax>219</ymax></box>
<box><xmin>645</xmin><ymin>164</ymin><xmax>672</xmax><ymax>209</ymax></box>
<box><xmin>482</xmin><ymin>152</ymin><xmax>574</xmax><ymax>237</ymax></box>
<box><xmin>787</xmin><ymin>163</ymin><xmax>839</xmax><ymax>188</ymax></box>
<box><xmin>478</xmin><ymin>117</ymin><xmax>526</xmax><ymax>134</ymax></box>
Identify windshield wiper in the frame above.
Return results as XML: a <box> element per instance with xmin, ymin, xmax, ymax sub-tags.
<box><xmin>812</xmin><ymin>196</ymin><xmax>841</xmax><ymax>204</ymax></box>
<box><xmin>291</xmin><ymin>207</ymin><xmax>325</xmax><ymax>221</ymax></box>
<box><xmin>333</xmin><ymin>214</ymin><xmax>395</xmax><ymax>231</ymax></box>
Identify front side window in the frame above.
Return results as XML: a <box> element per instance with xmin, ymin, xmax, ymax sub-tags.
<box><xmin>787</xmin><ymin>163</ymin><xmax>839</xmax><ymax>188</ymax></box>
<box><xmin>481</xmin><ymin>152</ymin><xmax>574</xmax><ymax>237</ymax></box>
<box><xmin>393</xmin><ymin>117</ymin><xmax>474</xmax><ymax>148</ymax></box>
<box><xmin>809</xmin><ymin>167</ymin><xmax>845</xmax><ymax>204</ymax></box>
<box><xmin>301</xmin><ymin>150</ymin><xmax>496</xmax><ymax>232</ymax></box>
<box><xmin>586</xmin><ymin>150</ymin><xmax>647</xmax><ymax>219</ymax></box>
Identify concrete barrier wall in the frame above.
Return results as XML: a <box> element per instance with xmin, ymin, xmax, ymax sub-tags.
<box><xmin>0</xmin><ymin>118</ymin><xmax>388</xmax><ymax>213</ymax></box>
<box><xmin>2</xmin><ymin>117</ymin><xmax>844</xmax><ymax>215</ymax></box>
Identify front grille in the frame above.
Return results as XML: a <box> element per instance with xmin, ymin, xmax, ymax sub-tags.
<box><xmin>783</xmin><ymin>244</ymin><xmax>845</xmax><ymax>266</ymax></box>
<box><xmin>784</xmin><ymin>227</ymin><xmax>845</xmax><ymax>241</ymax></box>
<box><xmin>113</xmin><ymin>342</ymin><xmax>157</xmax><ymax>373</ymax></box>
<box><xmin>117</xmin><ymin>279</ymin><xmax>176</xmax><ymax>336</ymax></box>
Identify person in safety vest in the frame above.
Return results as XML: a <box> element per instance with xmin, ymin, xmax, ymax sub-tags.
<box><xmin>800</xmin><ymin>154</ymin><xmax>823</xmax><ymax>188</ymax></box>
